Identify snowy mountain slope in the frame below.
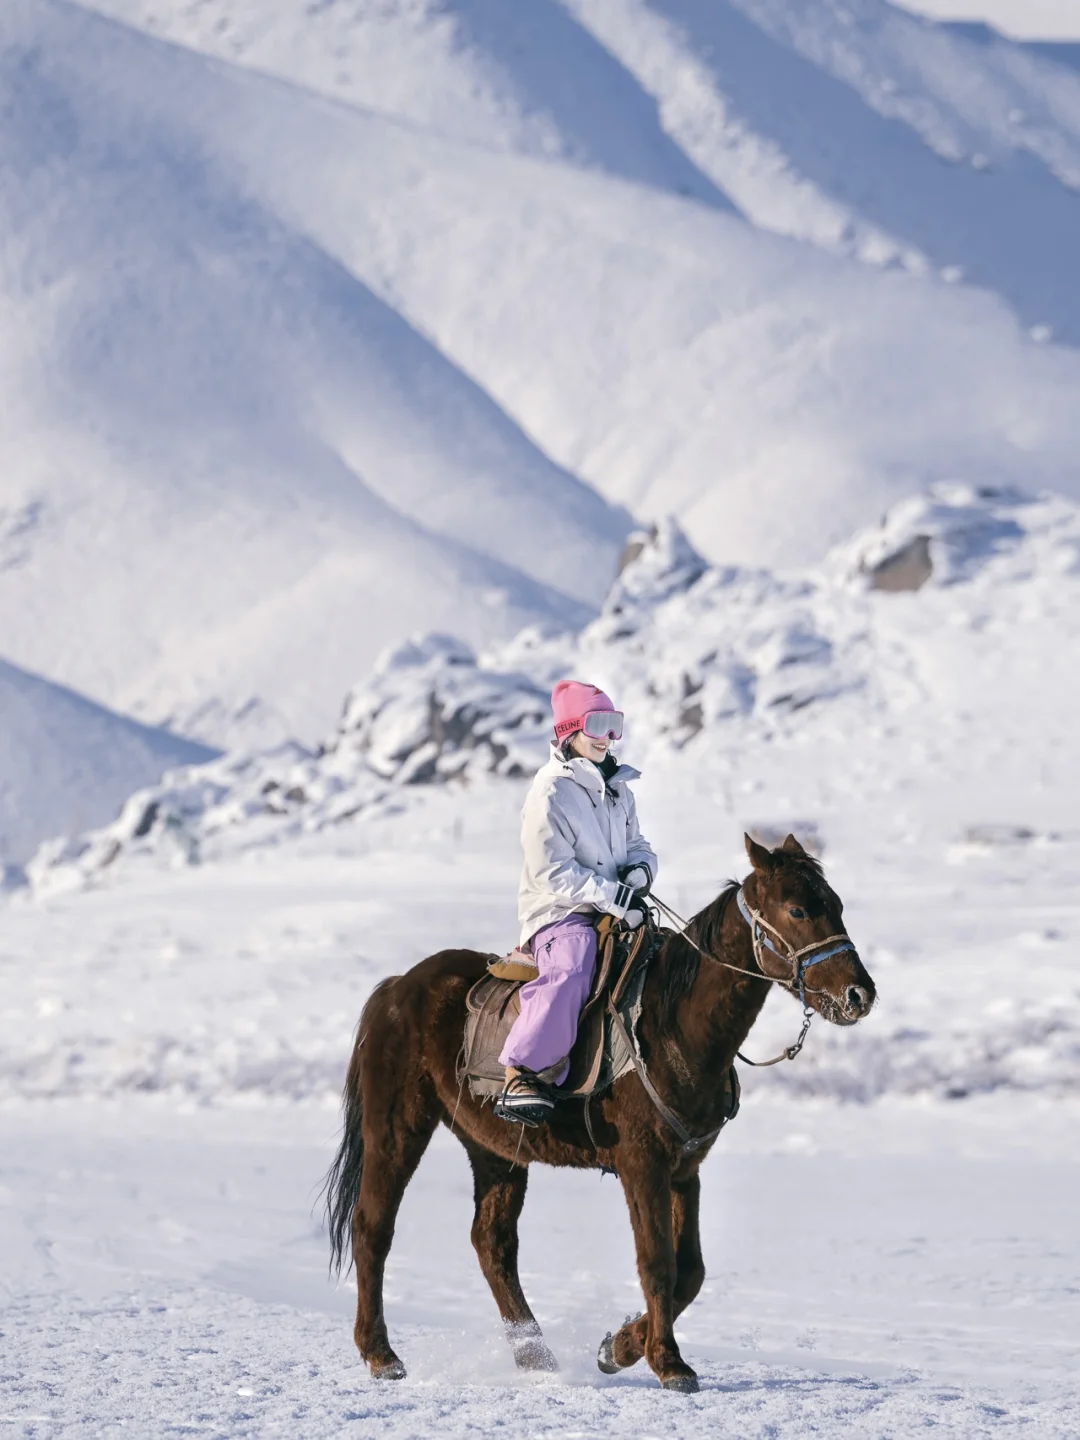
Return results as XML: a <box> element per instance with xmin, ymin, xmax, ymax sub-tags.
<box><xmin>256</xmin><ymin>113</ymin><xmax>1080</xmax><ymax>566</ymax></box>
<box><xmin>77</xmin><ymin>0</ymin><xmax>1080</xmax><ymax>343</ymax></box>
<box><xmin>70</xmin><ymin>0</ymin><xmax>730</xmax><ymax>209</ymax></box>
<box><xmin>0</xmin><ymin>0</ymin><xmax>626</xmax><ymax>745</ymax></box>
<box><xmin>901</xmin><ymin>1</ymin><xmax>1080</xmax><ymax>41</ymax></box>
<box><xmin>1010</xmin><ymin>40</ymin><xmax>1080</xmax><ymax>77</ymax></box>
<box><xmin>565</xmin><ymin>0</ymin><xmax>1080</xmax><ymax>340</ymax></box>
<box><xmin>728</xmin><ymin>0</ymin><xmax>1080</xmax><ymax>186</ymax></box>
<box><xmin>0</xmin><ymin>657</ymin><xmax>215</xmax><ymax>870</ymax></box>
<box><xmin>940</xmin><ymin>23</ymin><xmax>1080</xmax><ymax>80</ymax></box>
<box><xmin>7</xmin><ymin>0</ymin><xmax>1080</xmax><ymax>742</ymax></box>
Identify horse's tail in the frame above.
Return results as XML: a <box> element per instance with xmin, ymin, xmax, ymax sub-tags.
<box><xmin>322</xmin><ymin>978</ymin><xmax>394</xmax><ymax>1276</ymax></box>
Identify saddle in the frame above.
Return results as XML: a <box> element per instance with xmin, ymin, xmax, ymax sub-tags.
<box><xmin>459</xmin><ymin>914</ymin><xmax>652</xmax><ymax>1101</ymax></box>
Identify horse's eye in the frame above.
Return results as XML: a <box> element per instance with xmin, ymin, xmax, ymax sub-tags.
<box><xmin>789</xmin><ymin>906</ymin><xmax>806</xmax><ymax>920</ymax></box>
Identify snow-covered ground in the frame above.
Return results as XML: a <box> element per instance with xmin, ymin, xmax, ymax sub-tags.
<box><xmin>5</xmin><ymin>481</ymin><xmax>1079</xmax><ymax>1432</ymax></box>
<box><xmin>2</xmin><ymin>1096</ymin><xmax>1077</xmax><ymax>1438</ymax></box>
<box><xmin>2</xmin><ymin>799</ymin><xmax>1079</xmax><ymax>1436</ymax></box>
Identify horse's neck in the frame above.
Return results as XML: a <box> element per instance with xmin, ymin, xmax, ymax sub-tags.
<box><xmin>684</xmin><ymin>894</ymin><xmax>770</xmax><ymax>1054</ymax></box>
<box><xmin>646</xmin><ymin>892</ymin><xmax>770</xmax><ymax>1098</ymax></box>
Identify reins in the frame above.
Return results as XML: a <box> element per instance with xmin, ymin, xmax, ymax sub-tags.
<box><xmin>649</xmin><ymin>889</ymin><xmax>857</xmax><ymax>1067</ymax></box>
<box><xmin>601</xmin><ymin>883</ymin><xmax>856</xmax><ymax>1157</ymax></box>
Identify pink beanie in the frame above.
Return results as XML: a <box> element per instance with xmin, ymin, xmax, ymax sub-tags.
<box><xmin>551</xmin><ymin>680</ymin><xmax>616</xmax><ymax>739</ymax></box>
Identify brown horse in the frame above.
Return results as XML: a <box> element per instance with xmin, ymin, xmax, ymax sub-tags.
<box><xmin>324</xmin><ymin>833</ymin><xmax>876</xmax><ymax>1392</ymax></box>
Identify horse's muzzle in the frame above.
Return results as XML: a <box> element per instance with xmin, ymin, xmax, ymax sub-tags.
<box><xmin>842</xmin><ymin>983</ymin><xmax>874</xmax><ymax>1022</ymax></box>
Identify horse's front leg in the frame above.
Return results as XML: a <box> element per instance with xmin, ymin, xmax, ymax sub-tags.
<box><xmin>600</xmin><ymin>1171</ymin><xmax>704</xmax><ymax>1384</ymax></box>
<box><xmin>613</xmin><ymin>1154</ymin><xmax>699</xmax><ymax>1392</ymax></box>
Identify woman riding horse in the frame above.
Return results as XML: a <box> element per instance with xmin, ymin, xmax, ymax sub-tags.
<box><xmin>324</xmin><ymin>723</ymin><xmax>877</xmax><ymax>1390</ymax></box>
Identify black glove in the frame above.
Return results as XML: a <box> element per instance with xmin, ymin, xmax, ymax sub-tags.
<box><xmin>627</xmin><ymin>890</ymin><xmax>649</xmax><ymax>921</ymax></box>
<box><xmin>618</xmin><ymin>862</ymin><xmax>652</xmax><ymax>896</ymax></box>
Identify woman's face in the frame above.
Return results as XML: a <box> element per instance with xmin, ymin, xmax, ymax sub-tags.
<box><xmin>570</xmin><ymin>729</ymin><xmax>611</xmax><ymax>764</ymax></box>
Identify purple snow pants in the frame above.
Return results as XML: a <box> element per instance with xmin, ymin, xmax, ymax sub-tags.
<box><xmin>498</xmin><ymin>913</ymin><xmax>598</xmax><ymax>1084</ymax></box>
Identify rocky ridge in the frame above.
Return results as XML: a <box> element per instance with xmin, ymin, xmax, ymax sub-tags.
<box><xmin>24</xmin><ymin>483</ymin><xmax>1080</xmax><ymax>895</ymax></box>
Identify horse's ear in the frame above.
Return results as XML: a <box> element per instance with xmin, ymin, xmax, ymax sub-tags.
<box><xmin>781</xmin><ymin>833</ymin><xmax>807</xmax><ymax>856</ymax></box>
<box><xmin>744</xmin><ymin>833</ymin><xmax>772</xmax><ymax>871</ymax></box>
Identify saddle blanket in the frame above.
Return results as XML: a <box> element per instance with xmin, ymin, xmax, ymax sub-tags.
<box><xmin>459</xmin><ymin>918</ymin><xmax>652</xmax><ymax>1101</ymax></box>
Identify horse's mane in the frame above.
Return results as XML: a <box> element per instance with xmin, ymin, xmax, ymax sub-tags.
<box><xmin>653</xmin><ymin>879</ymin><xmax>739</xmax><ymax>1022</ymax></box>
<box><xmin>653</xmin><ymin>851</ymin><xmax>828</xmax><ymax>1022</ymax></box>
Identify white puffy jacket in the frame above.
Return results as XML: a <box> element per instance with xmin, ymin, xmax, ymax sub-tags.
<box><xmin>518</xmin><ymin>745</ymin><xmax>658</xmax><ymax>947</ymax></box>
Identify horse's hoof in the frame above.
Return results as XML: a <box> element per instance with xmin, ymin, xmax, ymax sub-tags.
<box><xmin>370</xmin><ymin>1358</ymin><xmax>406</xmax><ymax>1381</ymax></box>
<box><xmin>597</xmin><ymin>1332</ymin><xmax>620</xmax><ymax>1375</ymax></box>
<box><xmin>513</xmin><ymin>1337</ymin><xmax>559</xmax><ymax>1373</ymax></box>
<box><xmin>506</xmin><ymin>1321</ymin><xmax>558</xmax><ymax>1372</ymax></box>
<box><xmin>661</xmin><ymin>1372</ymin><xmax>699</xmax><ymax>1393</ymax></box>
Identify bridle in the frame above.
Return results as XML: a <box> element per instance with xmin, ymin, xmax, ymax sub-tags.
<box><xmin>733</xmin><ymin>887</ymin><xmax>858</xmax><ymax>1007</ymax></box>
<box><xmin>650</xmin><ymin>885</ymin><xmax>858</xmax><ymax>1066</ymax></box>
<box><xmin>602</xmin><ymin>881</ymin><xmax>859</xmax><ymax>1157</ymax></box>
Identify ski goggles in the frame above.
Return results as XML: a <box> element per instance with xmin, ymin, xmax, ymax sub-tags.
<box><xmin>554</xmin><ymin>710</ymin><xmax>624</xmax><ymax>741</ymax></box>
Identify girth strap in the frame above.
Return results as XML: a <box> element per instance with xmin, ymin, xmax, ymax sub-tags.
<box><xmin>606</xmin><ymin>997</ymin><xmax>734</xmax><ymax>1157</ymax></box>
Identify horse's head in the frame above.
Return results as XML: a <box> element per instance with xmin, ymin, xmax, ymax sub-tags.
<box><xmin>742</xmin><ymin>833</ymin><xmax>875</xmax><ymax>1025</ymax></box>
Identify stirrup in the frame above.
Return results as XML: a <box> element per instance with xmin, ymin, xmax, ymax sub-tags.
<box><xmin>493</xmin><ymin>1072</ymin><xmax>555</xmax><ymax>1128</ymax></box>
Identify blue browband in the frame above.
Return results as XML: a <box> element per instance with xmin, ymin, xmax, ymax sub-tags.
<box><xmin>735</xmin><ymin>886</ymin><xmax>857</xmax><ymax>1004</ymax></box>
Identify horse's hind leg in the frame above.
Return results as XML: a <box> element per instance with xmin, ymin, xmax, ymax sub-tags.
<box><xmin>463</xmin><ymin>1140</ymin><xmax>558</xmax><ymax>1372</ymax></box>
<box><xmin>352</xmin><ymin>1094</ymin><xmax>439</xmax><ymax>1379</ymax></box>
